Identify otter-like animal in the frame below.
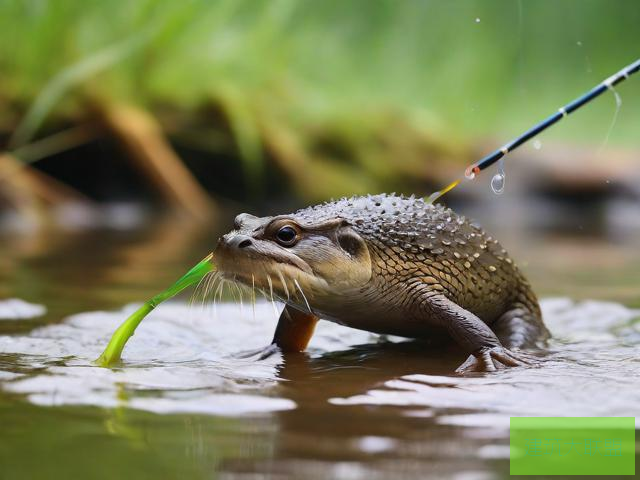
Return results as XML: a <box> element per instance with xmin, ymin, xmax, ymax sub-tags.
<box><xmin>214</xmin><ymin>194</ymin><xmax>549</xmax><ymax>372</ymax></box>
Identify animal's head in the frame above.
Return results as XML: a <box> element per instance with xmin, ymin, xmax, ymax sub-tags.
<box><xmin>213</xmin><ymin>212</ymin><xmax>372</xmax><ymax>304</ymax></box>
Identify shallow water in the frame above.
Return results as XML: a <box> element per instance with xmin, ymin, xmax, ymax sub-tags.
<box><xmin>1</xmin><ymin>218</ymin><xmax>639</xmax><ymax>479</ymax></box>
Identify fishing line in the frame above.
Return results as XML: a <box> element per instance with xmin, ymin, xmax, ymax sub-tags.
<box><xmin>428</xmin><ymin>57</ymin><xmax>640</xmax><ymax>202</ymax></box>
<box><xmin>597</xmin><ymin>83</ymin><xmax>622</xmax><ymax>154</ymax></box>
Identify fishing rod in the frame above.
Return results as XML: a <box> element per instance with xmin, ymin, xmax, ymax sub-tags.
<box><xmin>428</xmin><ymin>57</ymin><xmax>640</xmax><ymax>202</ymax></box>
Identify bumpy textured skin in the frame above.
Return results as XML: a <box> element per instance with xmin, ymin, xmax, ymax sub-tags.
<box><xmin>286</xmin><ymin>194</ymin><xmax>549</xmax><ymax>352</ymax></box>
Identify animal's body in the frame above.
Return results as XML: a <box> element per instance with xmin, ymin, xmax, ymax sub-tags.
<box><xmin>214</xmin><ymin>194</ymin><xmax>549</xmax><ymax>372</ymax></box>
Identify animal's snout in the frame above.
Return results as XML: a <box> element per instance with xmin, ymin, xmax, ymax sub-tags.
<box><xmin>225</xmin><ymin>234</ymin><xmax>253</xmax><ymax>249</ymax></box>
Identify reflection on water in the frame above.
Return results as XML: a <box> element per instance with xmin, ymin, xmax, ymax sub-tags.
<box><xmin>1</xmin><ymin>302</ymin><xmax>293</xmax><ymax>415</ymax></box>
<box><xmin>1</xmin><ymin>214</ymin><xmax>639</xmax><ymax>479</ymax></box>
<box><xmin>331</xmin><ymin>298</ymin><xmax>640</xmax><ymax>421</ymax></box>
<box><xmin>1</xmin><ymin>298</ymin><xmax>639</xmax><ymax>478</ymax></box>
<box><xmin>2</xmin><ymin>298</ymin><xmax>640</xmax><ymax>418</ymax></box>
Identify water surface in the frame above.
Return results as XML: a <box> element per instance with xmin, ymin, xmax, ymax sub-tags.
<box><xmin>1</xmin><ymin>217</ymin><xmax>639</xmax><ymax>479</ymax></box>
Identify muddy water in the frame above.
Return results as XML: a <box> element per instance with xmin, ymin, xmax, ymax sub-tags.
<box><xmin>1</xmin><ymin>216</ymin><xmax>639</xmax><ymax>479</ymax></box>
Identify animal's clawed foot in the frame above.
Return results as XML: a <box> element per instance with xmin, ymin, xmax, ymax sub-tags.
<box><xmin>235</xmin><ymin>343</ymin><xmax>281</xmax><ymax>360</ymax></box>
<box><xmin>455</xmin><ymin>345</ymin><xmax>538</xmax><ymax>373</ymax></box>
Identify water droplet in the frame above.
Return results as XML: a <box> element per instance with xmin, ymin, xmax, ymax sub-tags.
<box><xmin>475</xmin><ymin>17</ymin><xmax>481</xmax><ymax>23</ymax></box>
<box><xmin>490</xmin><ymin>159</ymin><xmax>506</xmax><ymax>195</ymax></box>
<box><xmin>576</xmin><ymin>41</ymin><xmax>582</xmax><ymax>46</ymax></box>
<box><xmin>533</xmin><ymin>139</ymin><xmax>542</xmax><ymax>150</ymax></box>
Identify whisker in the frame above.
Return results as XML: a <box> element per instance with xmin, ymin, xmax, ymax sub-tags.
<box><xmin>277</xmin><ymin>270</ymin><xmax>290</xmax><ymax>301</ymax></box>
<box><xmin>214</xmin><ymin>278</ymin><xmax>225</xmax><ymax>318</ymax></box>
<box><xmin>267</xmin><ymin>274</ymin><xmax>279</xmax><ymax>318</ymax></box>
<box><xmin>294</xmin><ymin>279</ymin><xmax>312</xmax><ymax>314</ymax></box>
<box><xmin>267</xmin><ymin>275</ymin><xmax>276</xmax><ymax>302</ymax></box>
<box><xmin>251</xmin><ymin>274</ymin><xmax>256</xmax><ymax>322</ymax></box>
<box><xmin>189</xmin><ymin>270</ymin><xmax>209</xmax><ymax>308</ymax></box>
<box><xmin>196</xmin><ymin>273</ymin><xmax>209</xmax><ymax>318</ymax></box>
<box><xmin>228</xmin><ymin>277</ymin><xmax>238</xmax><ymax>304</ymax></box>
<box><xmin>220</xmin><ymin>279</ymin><xmax>226</xmax><ymax>302</ymax></box>
<box><xmin>205</xmin><ymin>272</ymin><xmax>221</xmax><ymax>316</ymax></box>
<box><xmin>234</xmin><ymin>280</ymin><xmax>244</xmax><ymax>317</ymax></box>
<box><xmin>202</xmin><ymin>271</ymin><xmax>216</xmax><ymax>306</ymax></box>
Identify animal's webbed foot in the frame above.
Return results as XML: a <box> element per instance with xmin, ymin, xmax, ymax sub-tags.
<box><xmin>455</xmin><ymin>346</ymin><xmax>538</xmax><ymax>373</ymax></box>
<box><xmin>235</xmin><ymin>343</ymin><xmax>281</xmax><ymax>360</ymax></box>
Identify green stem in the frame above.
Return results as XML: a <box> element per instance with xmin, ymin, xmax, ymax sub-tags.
<box><xmin>95</xmin><ymin>253</ymin><xmax>215</xmax><ymax>367</ymax></box>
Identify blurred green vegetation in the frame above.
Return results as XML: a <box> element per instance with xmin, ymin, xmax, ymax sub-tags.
<box><xmin>0</xmin><ymin>0</ymin><xmax>638</xmax><ymax>205</ymax></box>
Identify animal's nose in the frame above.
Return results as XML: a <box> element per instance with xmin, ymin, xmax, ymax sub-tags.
<box><xmin>226</xmin><ymin>234</ymin><xmax>253</xmax><ymax>249</ymax></box>
<box><xmin>234</xmin><ymin>213</ymin><xmax>257</xmax><ymax>229</ymax></box>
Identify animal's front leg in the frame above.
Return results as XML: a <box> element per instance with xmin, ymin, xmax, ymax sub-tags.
<box><xmin>237</xmin><ymin>304</ymin><xmax>319</xmax><ymax>359</ymax></box>
<box><xmin>271</xmin><ymin>304</ymin><xmax>319</xmax><ymax>353</ymax></box>
<box><xmin>423</xmin><ymin>294</ymin><xmax>536</xmax><ymax>372</ymax></box>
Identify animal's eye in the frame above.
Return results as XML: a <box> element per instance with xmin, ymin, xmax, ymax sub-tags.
<box><xmin>275</xmin><ymin>225</ymin><xmax>298</xmax><ymax>246</ymax></box>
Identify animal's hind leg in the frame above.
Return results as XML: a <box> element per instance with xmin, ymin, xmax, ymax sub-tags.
<box><xmin>422</xmin><ymin>293</ymin><xmax>539</xmax><ymax>372</ymax></box>
<box><xmin>492</xmin><ymin>306</ymin><xmax>550</xmax><ymax>349</ymax></box>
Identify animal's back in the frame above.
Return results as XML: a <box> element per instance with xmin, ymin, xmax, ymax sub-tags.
<box><xmin>218</xmin><ymin>192</ymin><xmax>549</xmax><ymax>371</ymax></box>
<box><xmin>291</xmin><ymin>193</ymin><xmax>542</xmax><ymax>329</ymax></box>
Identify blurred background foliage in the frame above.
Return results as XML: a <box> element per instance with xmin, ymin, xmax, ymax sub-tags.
<box><xmin>0</xmin><ymin>0</ymin><xmax>638</xmax><ymax>222</ymax></box>
<box><xmin>2</xmin><ymin>5</ymin><xmax>640</xmax><ymax>479</ymax></box>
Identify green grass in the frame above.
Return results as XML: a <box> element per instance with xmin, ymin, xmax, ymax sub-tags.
<box><xmin>95</xmin><ymin>253</ymin><xmax>215</xmax><ymax>367</ymax></box>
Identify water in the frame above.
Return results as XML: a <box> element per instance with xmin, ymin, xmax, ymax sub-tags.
<box><xmin>1</xmin><ymin>216</ymin><xmax>639</xmax><ymax>479</ymax></box>
<box><xmin>490</xmin><ymin>159</ymin><xmax>506</xmax><ymax>195</ymax></box>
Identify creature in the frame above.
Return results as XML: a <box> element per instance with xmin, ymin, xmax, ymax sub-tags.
<box><xmin>213</xmin><ymin>194</ymin><xmax>549</xmax><ymax>372</ymax></box>
<box><xmin>99</xmin><ymin>59</ymin><xmax>640</xmax><ymax>369</ymax></box>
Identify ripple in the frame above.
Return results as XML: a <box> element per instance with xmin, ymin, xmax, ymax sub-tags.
<box><xmin>329</xmin><ymin>298</ymin><xmax>640</xmax><ymax>423</ymax></box>
<box><xmin>0</xmin><ymin>300</ymin><xmax>381</xmax><ymax>416</ymax></box>
<box><xmin>1</xmin><ymin>298</ymin><xmax>639</xmax><ymax>423</ymax></box>
<box><xmin>0</xmin><ymin>301</ymin><xmax>296</xmax><ymax>415</ymax></box>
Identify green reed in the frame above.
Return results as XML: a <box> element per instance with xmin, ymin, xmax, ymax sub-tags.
<box><xmin>95</xmin><ymin>254</ymin><xmax>215</xmax><ymax>367</ymax></box>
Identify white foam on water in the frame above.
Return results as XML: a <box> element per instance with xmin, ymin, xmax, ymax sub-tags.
<box><xmin>0</xmin><ymin>301</ymin><xmax>296</xmax><ymax>415</ymax></box>
<box><xmin>2</xmin><ymin>298</ymin><xmax>639</xmax><ymax>424</ymax></box>
<box><xmin>0</xmin><ymin>298</ymin><xmax>46</xmax><ymax>320</ymax></box>
<box><xmin>330</xmin><ymin>298</ymin><xmax>640</xmax><ymax>424</ymax></box>
<box><xmin>0</xmin><ymin>300</ymin><xmax>379</xmax><ymax>416</ymax></box>
<box><xmin>355</xmin><ymin>436</ymin><xmax>397</xmax><ymax>454</ymax></box>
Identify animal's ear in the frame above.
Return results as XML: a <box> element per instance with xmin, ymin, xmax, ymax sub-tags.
<box><xmin>337</xmin><ymin>228</ymin><xmax>366</xmax><ymax>257</ymax></box>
